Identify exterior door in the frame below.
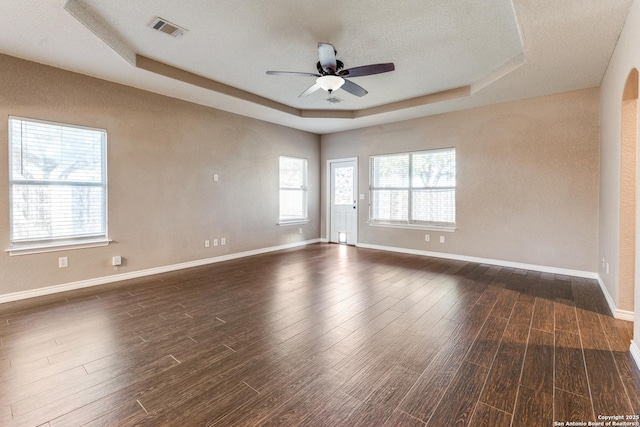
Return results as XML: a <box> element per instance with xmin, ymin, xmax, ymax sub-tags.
<box><xmin>330</xmin><ymin>159</ymin><xmax>357</xmax><ymax>245</ymax></box>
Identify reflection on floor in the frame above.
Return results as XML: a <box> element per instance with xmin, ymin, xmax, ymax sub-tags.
<box><xmin>0</xmin><ymin>243</ymin><xmax>638</xmax><ymax>426</ymax></box>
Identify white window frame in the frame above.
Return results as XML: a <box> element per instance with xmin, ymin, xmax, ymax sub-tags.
<box><xmin>369</xmin><ymin>148</ymin><xmax>456</xmax><ymax>231</ymax></box>
<box><xmin>7</xmin><ymin>116</ymin><xmax>109</xmax><ymax>255</ymax></box>
<box><xmin>278</xmin><ymin>156</ymin><xmax>309</xmax><ymax>225</ymax></box>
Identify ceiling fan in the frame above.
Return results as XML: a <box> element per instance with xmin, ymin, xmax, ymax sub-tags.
<box><xmin>266</xmin><ymin>42</ymin><xmax>395</xmax><ymax>99</ymax></box>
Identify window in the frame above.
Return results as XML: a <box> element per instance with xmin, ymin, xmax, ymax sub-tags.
<box><xmin>8</xmin><ymin>117</ymin><xmax>107</xmax><ymax>251</ymax></box>
<box><xmin>279</xmin><ymin>156</ymin><xmax>308</xmax><ymax>223</ymax></box>
<box><xmin>370</xmin><ymin>148</ymin><xmax>455</xmax><ymax>228</ymax></box>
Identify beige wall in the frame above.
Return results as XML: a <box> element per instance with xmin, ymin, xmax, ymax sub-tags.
<box><xmin>0</xmin><ymin>54</ymin><xmax>320</xmax><ymax>296</ymax></box>
<box><xmin>0</xmin><ymin>52</ymin><xmax>604</xmax><ymax>308</ymax></box>
<box><xmin>321</xmin><ymin>88</ymin><xmax>600</xmax><ymax>273</ymax></box>
<box><xmin>600</xmin><ymin>0</ymin><xmax>640</xmax><ymax>340</ymax></box>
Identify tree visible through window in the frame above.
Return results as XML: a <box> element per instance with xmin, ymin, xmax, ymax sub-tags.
<box><xmin>370</xmin><ymin>148</ymin><xmax>455</xmax><ymax>228</ymax></box>
<box><xmin>279</xmin><ymin>156</ymin><xmax>308</xmax><ymax>222</ymax></box>
<box><xmin>8</xmin><ymin>117</ymin><xmax>107</xmax><ymax>246</ymax></box>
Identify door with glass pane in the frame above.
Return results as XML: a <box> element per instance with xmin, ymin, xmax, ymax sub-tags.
<box><xmin>330</xmin><ymin>159</ymin><xmax>357</xmax><ymax>245</ymax></box>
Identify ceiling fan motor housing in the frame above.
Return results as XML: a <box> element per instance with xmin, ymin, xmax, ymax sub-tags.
<box><xmin>317</xmin><ymin>60</ymin><xmax>344</xmax><ymax>75</ymax></box>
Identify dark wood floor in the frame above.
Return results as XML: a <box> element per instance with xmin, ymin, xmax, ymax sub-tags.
<box><xmin>1</xmin><ymin>244</ymin><xmax>639</xmax><ymax>426</ymax></box>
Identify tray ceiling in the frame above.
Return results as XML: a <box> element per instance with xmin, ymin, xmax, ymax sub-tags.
<box><xmin>0</xmin><ymin>0</ymin><xmax>633</xmax><ymax>133</ymax></box>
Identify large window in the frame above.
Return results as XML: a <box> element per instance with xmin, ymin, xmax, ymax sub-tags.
<box><xmin>279</xmin><ymin>156</ymin><xmax>308</xmax><ymax>223</ymax></box>
<box><xmin>8</xmin><ymin>117</ymin><xmax>107</xmax><ymax>249</ymax></box>
<box><xmin>370</xmin><ymin>148</ymin><xmax>455</xmax><ymax>228</ymax></box>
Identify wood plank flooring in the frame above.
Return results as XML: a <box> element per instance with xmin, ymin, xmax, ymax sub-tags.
<box><xmin>0</xmin><ymin>243</ymin><xmax>638</xmax><ymax>426</ymax></box>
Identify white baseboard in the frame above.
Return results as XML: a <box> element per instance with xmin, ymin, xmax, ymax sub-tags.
<box><xmin>354</xmin><ymin>243</ymin><xmax>638</xmax><ymax>321</ymax></box>
<box><xmin>632</xmin><ymin>340</ymin><xmax>640</xmax><ymax>371</ymax></box>
<box><xmin>356</xmin><ymin>243</ymin><xmax>598</xmax><ymax>279</ymax></box>
<box><xmin>0</xmin><ymin>238</ymin><xmax>321</xmax><ymax>304</ymax></box>
<box><xmin>596</xmin><ymin>275</ymin><xmax>636</xmax><ymax>321</ymax></box>
<box><xmin>5</xmin><ymin>239</ymin><xmax>636</xmax><ymax>325</ymax></box>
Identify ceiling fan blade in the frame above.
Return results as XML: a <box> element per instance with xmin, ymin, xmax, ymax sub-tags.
<box><xmin>318</xmin><ymin>42</ymin><xmax>337</xmax><ymax>74</ymax></box>
<box><xmin>267</xmin><ymin>71</ymin><xmax>321</xmax><ymax>77</ymax></box>
<box><xmin>340</xmin><ymin>63</ymin><xmax>395</xmax><ymax>78</ymax></box>
<box><xmin>341</xmin><ymin>79</ymin><xmax>368</xmax><ymax>97</ymax></box>
<box><xmin>299</xmin><ymin>83</ymin><xmax>322</xmax><ymax>97</ymax></box>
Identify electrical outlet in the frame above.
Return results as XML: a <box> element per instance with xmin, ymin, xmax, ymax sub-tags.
<box><xmin>299</xmin><ymin>228</ymin><xmax>303</xmax><ymax>234</ymax></box>
<box><xmin>112</xmin><ymin>256</ymin><xmax>122</xmax><ymax>266</ymax></box>
<box><xmin>58</xmin><ymin>256</ymin><xmax>68</xmax><ymax>268</ymax></box>
<box><xmin>439</xmin><ymin>236</ymin><xmax>445</xmax><ymax>243</ymax></box>
<box><xmin>425</xmin><ymin>234</ymin><xmax>430</xmax><ymax>242</ymax></box>
<box><xmin>213</xmin><ymin>173</ymin><xmax>219</xmax><ymax>182</ymax></box>
<box><xmin>213</xmin><ymin>239</ymin><xmax>219</xmax><ymax>247</ymax></box>
<box><xmin>221</xmin><ymin>237</ymin><xmax>227</xmax><ymax>246</ymax></box>
<box><xmin>205</xmin><ymin>240</ymin><xmax>210</xmax><ymax>248</ymax></box>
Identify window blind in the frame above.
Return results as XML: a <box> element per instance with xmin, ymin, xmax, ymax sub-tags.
<box><xmin>279</xmin><ymin>156</ymin><xmax>308</xmax><ymax>221</ymax></box>
<box><xmin>9</xmin><ymin>117</ymin><xmax>107</xmax><ymax>245</ymax></box>
<box><xmin>370</xmin><ymin>148</ymin><xmax>455</xmax><ymax>227</ymax></box>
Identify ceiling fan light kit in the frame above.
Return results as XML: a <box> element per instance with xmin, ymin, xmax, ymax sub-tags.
<box><xmin>316</xmin><ymin>75</ymin><xmax>345</xmax><ymax>91</ymax></box>
<box><xmin>266</xmin><ymin>42</ymin><xmax>394</xmax><ymax>101</ymax></box>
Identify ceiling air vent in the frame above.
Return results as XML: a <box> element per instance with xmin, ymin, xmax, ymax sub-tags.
<box><xmin>149</xmin><ymin>17</ymin><xmax>187</xmax><ymax>38</ymax></box>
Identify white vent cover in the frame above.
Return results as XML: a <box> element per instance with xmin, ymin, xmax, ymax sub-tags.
<box><xmin>149</xmin><ymin>17</ymin><xmax>187</xmax><ymax>38</ymax></box>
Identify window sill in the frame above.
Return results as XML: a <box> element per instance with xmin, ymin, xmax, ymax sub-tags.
<box><xmin>277</xmin><ymin>219</ymin><xmax>310</xmax><ymax>226</ymax></box>
<box><xmin>7</xmin><ymin>239</ymin><xmax>112</xmax><ymax>256</ymax></box>
<box><xmin>368</xmin><ymin>222</ymin><xmax>456</xmax><ymax>232</ymax></box>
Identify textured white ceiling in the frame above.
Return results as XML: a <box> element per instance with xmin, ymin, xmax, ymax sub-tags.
<box><xmin>0</xmin><ymin>0</ymin><xmax>633</xmax><ymax>133</ymax></box>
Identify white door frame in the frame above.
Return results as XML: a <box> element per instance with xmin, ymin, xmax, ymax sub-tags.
<box><xmin>326</xmin><ymin>157</ymin><xmax>359</xmax><ymax>244</ymax></box>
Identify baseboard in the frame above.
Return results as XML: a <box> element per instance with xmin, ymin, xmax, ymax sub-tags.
<box><xmin>631</xmin><ymin>340</ymin><xmax>640</xmax><ymax>371</ymax></box>
<box><xmin>354</xmin><ymin>243</ymin><xmax>638</xmax><ymax>321</ymax></box>
<box><xmin>356</xmin><ymin>243</ymin><xmax>598</xmax><ymax>279</ymax></box>
<box><xmin>0</xmin><ymin>238</ymin><xmax>321</xmax><ymax>304</ymax></box>
<box><xmin>596</xmin><ymin>275</ymin><xmax>636</xmax><ymax>321</ymax></box>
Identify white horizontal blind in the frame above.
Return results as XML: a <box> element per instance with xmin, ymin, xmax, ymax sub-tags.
<box><xmin>279</xmin><ymin>156</ymin><xmax>308</xmax><ymax>221</ymax></box>
<box><xmin>370</xmin><ymin>148</ymin><xmax>455</xmax><ymax>227</ymax></box>
<box><xmin>9</xmin><ymin>117</ymin><xmax>107</xmax><ymax>245</ymax></box>
<box><xmin>370</xmin><ymin>154</ymin><xmax>409</xmax><ymax>222</ymax></box>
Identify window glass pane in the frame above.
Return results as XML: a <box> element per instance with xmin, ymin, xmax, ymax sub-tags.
<box><xmin>279</xmin><ymin>189</ymin><xmax>306</xmax><ymax>219</ymax></box>
<box><xmin>412</xmin><ymin>188</ymin><xmax>456</xmax><ymax>223</ymax></box>
<box><xmin>412</xmin><ymin>149</ymin><xmax>456</xmax><ymax>188</ymax></box>
<box><xmin>9</xmin><ymin>117</ymin><xmax>107</xmax><ymax>244</ymax></box>
<box><xmin>279</xmin><ymin>156</ymin><xmax>306</xmax><ymax>188</ymax></box>
<box><xmin>11</xmin><ymin>184</ymin><xmax>105</xmax><ymax>241</ymax></box>
<box><xmin>370</xmin><ymin>189</ymin><xmax>408</xmax><ymax>222</ymax></box>
<box><xmin>334</xmin><ymin>166</ymin><xmax>354</xmax><ymax>205</ymax></box>
<box><xmin>10</xmin><ymin>120</ymin><xmax>104</xmax><ymax>183</ymax></box>
<box><xmin>371</xmin><ymin>154</ymin><xmax>409</xmax><ymax>188</ymax></box>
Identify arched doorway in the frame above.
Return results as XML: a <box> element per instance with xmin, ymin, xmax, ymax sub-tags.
<box><xmin>620</xmin><ymin>68</ymin><xmax>638</xmax><ymax>315</ymax></box>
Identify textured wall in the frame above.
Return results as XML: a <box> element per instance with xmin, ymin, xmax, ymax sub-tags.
<box><xmin>321</xmin><ymin>88</ymin><xmax>600</xmax><ymax>272</ymax></box>
<box><xmin>619</xmin><ymin>92</ymin><xmax>637</xmax><ymax>313</ymax></box>
<box><xmin>600</xmin><ymin>0</ymin><xmax>640</xmax><ymax>335</ymax></box>
<box><xmin>0</xmin><ymin>54</ymin><xmax>320</xmax><ymax>296</ymax></box>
